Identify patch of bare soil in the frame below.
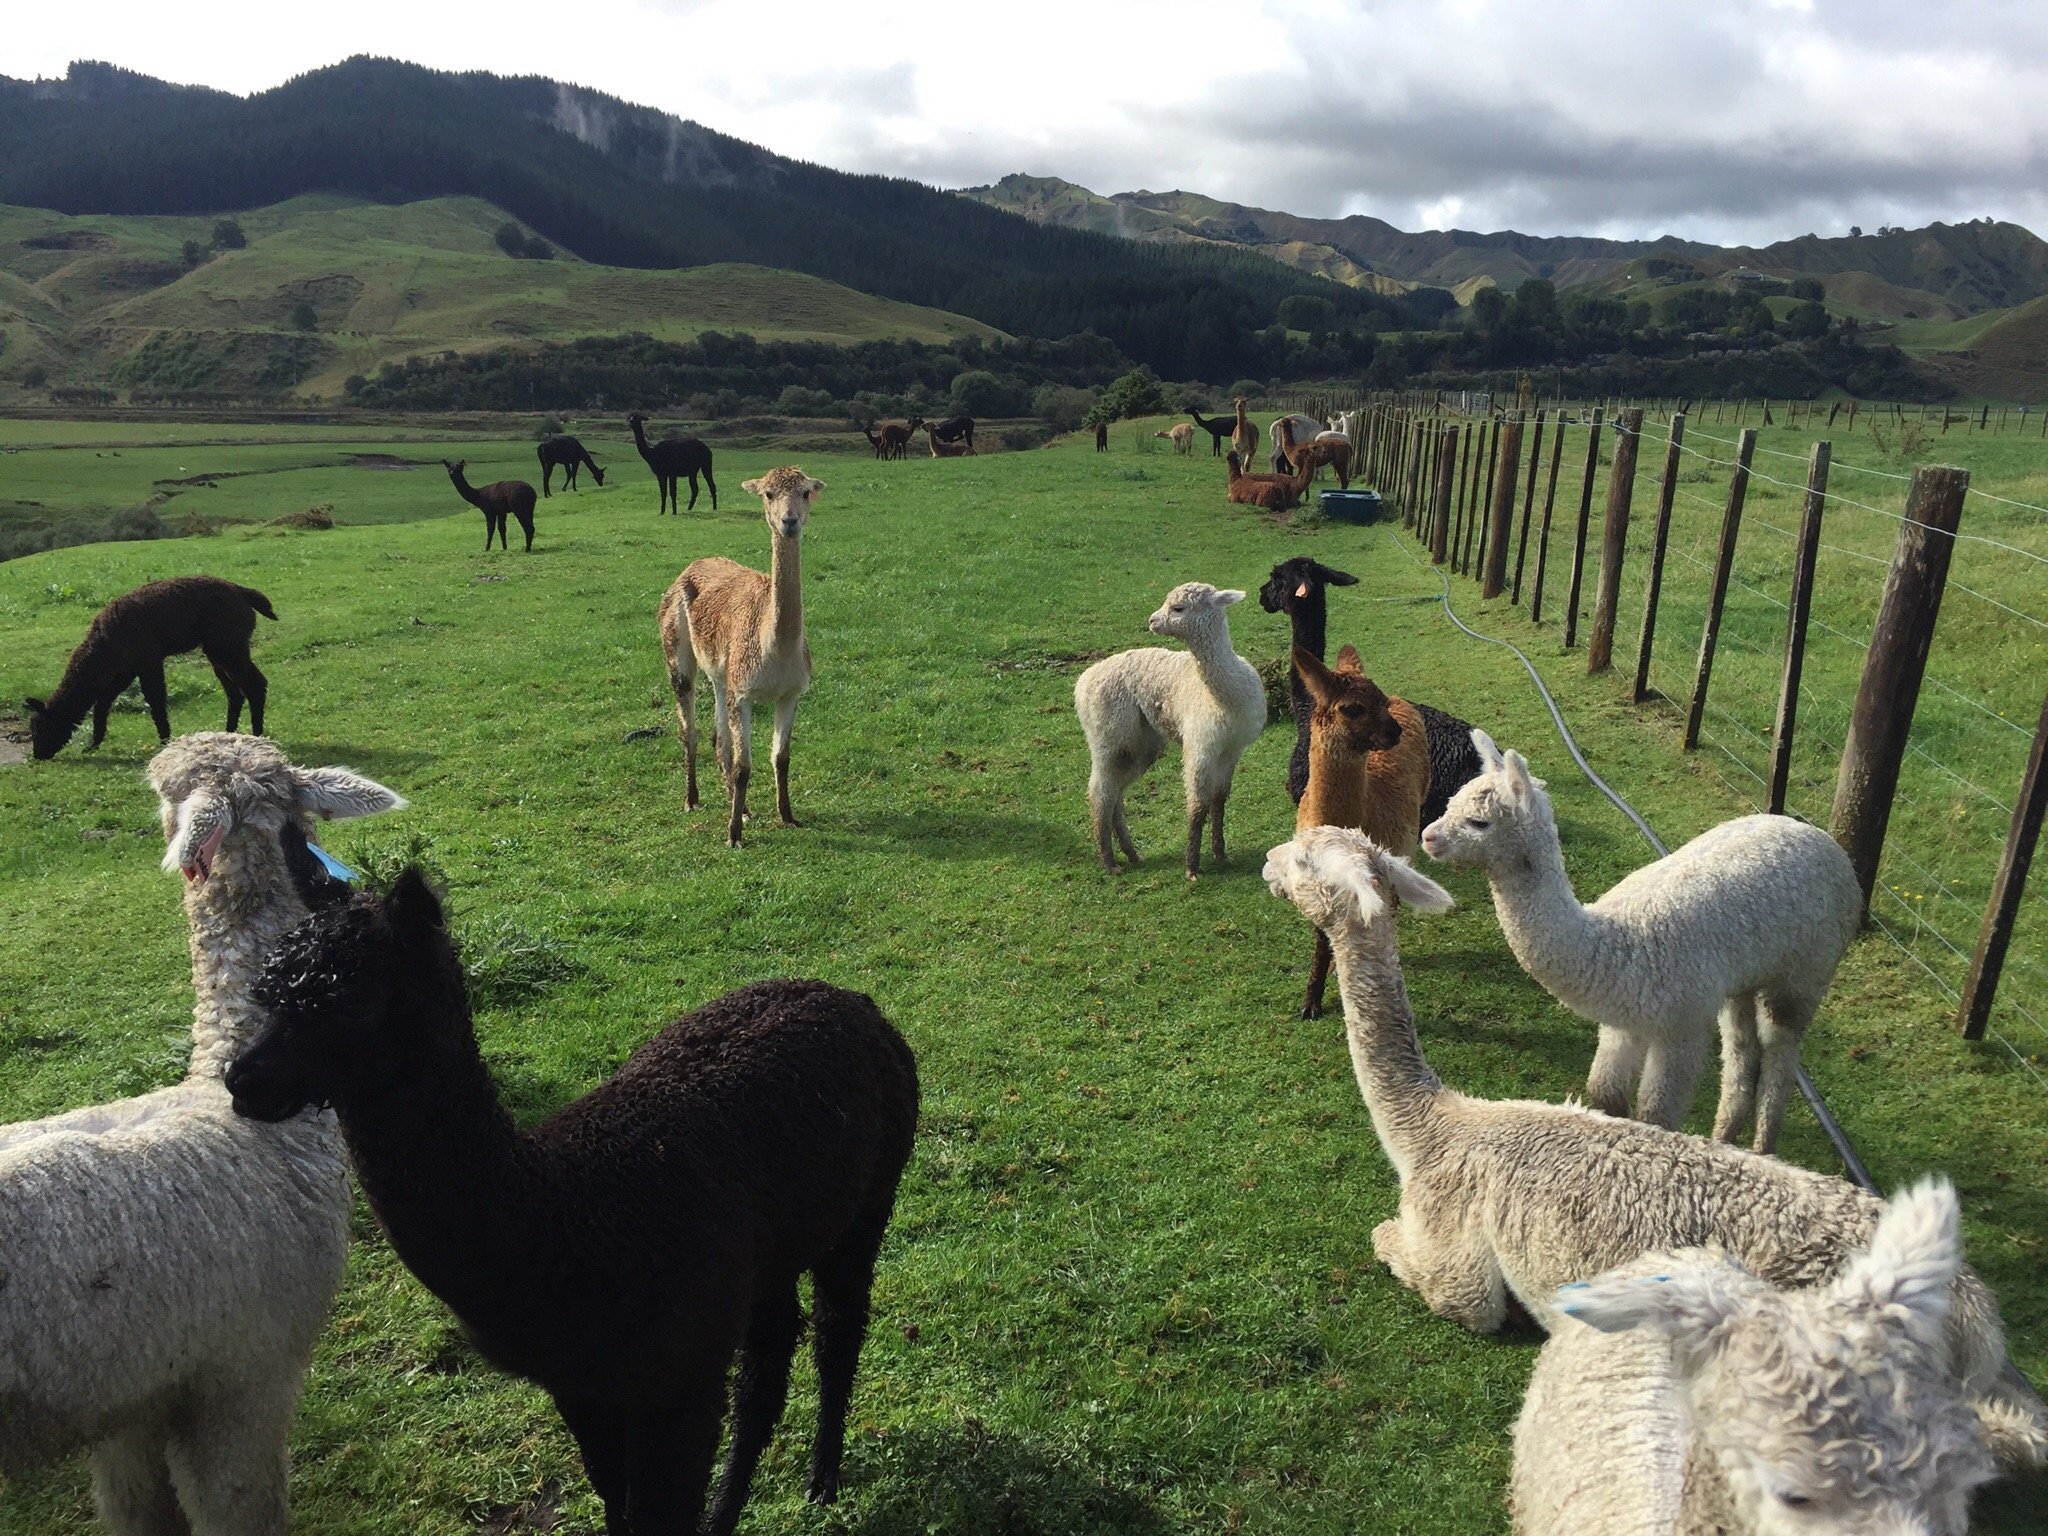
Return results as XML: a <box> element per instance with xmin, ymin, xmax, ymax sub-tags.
<box><xmin>0</xmin><ymin>713</ymin><xmax>28</xmax><ymax>767</ymax></box>
<box><xmin>474</xmin><ymin>1479</ymin><xmax>569</xmax><ymax>1534</ymax></box>
<box><xmin>994</xmin><ymin>648</ymin><xmax>1109</xmax><ymax>674</ymax></box>
<box><xmin>270</xmin><ymin>504</ymin><xmax>335</xmax><ymax>529</ymax></box>
<box><xmin>348</xmin><ymin>454</ymin><xmax>416</xmax><ymax>471</ymax></box>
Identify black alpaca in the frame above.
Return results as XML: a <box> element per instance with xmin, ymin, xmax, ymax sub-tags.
<box><xmin>1188</xmin><ymin>408</ymin><xmax>1236</xmax><ymax>456</ymax></box>
<box><xmin>1259</xmin><ymin>556</ymin><xmax>1484</xmax><ymax>820</ymax></box>
<box><xmin>227</xmin><ymin>871</ymin><xmax>918</xmax><ymax>1536</ymax></box>
<box><xmin>924</xmin><ymin>414</ymin><xmax>974</xmax><ymax>451</ymax></box>
<box><xmin>538</xmin><ymin>435</ymin><xmax>606</xmax><ymax>496</ymax></box>
<box><xmin>1094</xmin><ymin>420</ymin><xmax>1109</xmax><ymax>452</ymax></box>
<box><xmin>627</xmin><ymin>412</ymin><xmax>718</xmax><ymax>514</ymax></box>
<box><xmin>24</xmin><ymin>575</ymin><xmax>274</xmax><ymax>758</ymax></box>
<box><xmin>444</xmin><ymin>460</ymin><xmax>538</xmax><ymax>551</ymax></box>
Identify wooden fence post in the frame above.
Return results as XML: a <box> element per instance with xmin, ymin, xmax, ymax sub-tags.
<box><xmin>1529</xmin><ymin>417</ymin><xmax>1569</xmax><ymax>624</ymax></box>
<box><xmin>1683</xmin><ymin>428</ymin><xmax>1756</xmax><ymax>749</ymax></box>
<box><xmin>1482</xmin><ymin>417</ymin><xmax>1525</xmax><ymax>598</ymax></box>
<box><xmin>1957</xmin><ymin>682</ymin><xmax>2048</xmax><ymax>1038</ymax></box>
<box><xmin>1631</xmin><ymin>412</ymin><xmax>1686</xmax><ymax>701</ymax></box>
<box><xmin>1829</xmin><ymin>465</ymin><xmax>1970</xmax><ymax>913</ymax></box>
<box><xmin>1512</xmin><ymin>410</ymin><xmax>1546</xmax><ymax>602</ymax></box>
<box><xmin>1768</xmin><ymin>442</ymin><xmax>1831</xmax><ymax>813</ymax></box>
<box><xmin>1587</xmin><ymin>408</ymin><xmax>1645</xmax><ymax>672</ymax></box>
<box><xmin>1468</xmin><ymin>416</ymin><xmax>1499</xmax><ymax>576</ymax></box>
<box><xmin>1563</xmin><ymin>408</ymin><xmax>1605</xmax><ymax>649</ymax></box>
<box><xmin>1451</xmin><ymin>419</ymin><xmax>1477</xmax><ymax>571</ymax></box>
<box><xmin>1431</xmin><ymin>425</ymin><xmax>1457</xmax><ymax>565</ymax></box>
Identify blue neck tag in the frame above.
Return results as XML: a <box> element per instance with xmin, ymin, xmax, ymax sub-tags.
<box><xmin>310</xmin><ymin>843</ymin><xmax>360</xmax><ymax>883</ymax></box>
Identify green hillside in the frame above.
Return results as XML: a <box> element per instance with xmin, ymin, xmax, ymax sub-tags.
<box><xmin>0</xmin><ymin>195</ymin><xmax>1003</xmax><ymax>398</ymax></box>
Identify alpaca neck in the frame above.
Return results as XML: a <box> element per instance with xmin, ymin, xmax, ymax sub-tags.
<box><xmin>1180</xmin><ymin>619</ymin><xmax>1245</xmax><ymax>696</ymax></box>
<box><xmin>335</xmin><ymin>984</ymin><xmax>538</xmax><ymax>1330</ymax></box>
<box><xmin>1297</xmin><ymin>736</ymin><xmax>1369</xmax><ymax>832</ymax></box>
<box><xmin>1325</xmin><ymin>913</ymin><xmax>1447</xmax><ymax>1180</ymax></box>
<box><xmin>630</xmin><ymin>419</ymin><xmax>657</xmax><ymax>464</ymax></box>
<box><xmin>1289</xmin><ymin>595</ymin><xmax>1329</xmax><ymax>662</ymax></box>
<box><xmin>766</xmin><ymin>532</ymin><xmax>803</xmax><ymax>648</ymax></box>
<box><xmin>182</xmin><ymin>832</ymin><xmax>311</xmax><ymax>1079</ymax></box>
<box><xmin>1483</xmin><ymin>807</ymin><xmax>1610</xmax><ymax>999</ymax></box>
<box><xmin>450</xmin><ymin>473</ymin><xmax>483</xmax><ymax>510</ymax></box>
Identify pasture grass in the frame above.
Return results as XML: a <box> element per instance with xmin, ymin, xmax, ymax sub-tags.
<box><xmin>1</xmin><ymin>417</ymin><xmax>2044</xmax><ymax>1534</ymax></box>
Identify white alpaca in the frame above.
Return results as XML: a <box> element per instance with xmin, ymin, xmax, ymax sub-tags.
<box><xmin>1266</xmin><ymin>411</ymin><xmax>1325</xmax><ymax>474</ymax></box>
<box><xmin>1317</xmin><ymin>410</ymin><xmax>1356</xmax><ymax>450</ymax></box>
<box><xmin>1420</xmin><ymin>730</ymin><xmax>1860</xmax><ymax>1152</ymax></box>
<box><xmin>1513</xmin><ymin>1180</ymin><xmax>1999</xmax><ymax>1535</ymax></box>
<box><xmin>0</xmin><ymin>733</ymin><xmax>404</xmax><ymax>1533</ymax></box>
<box><xmin>1259</xmin><ymin>825</ymin><xmax>2047</xmax><ymax>1467</ymax></box>
<box><xmin>1075</xmin><ymin>582</ymin><xmax>1265</xmax><ymax>878</ymax></box>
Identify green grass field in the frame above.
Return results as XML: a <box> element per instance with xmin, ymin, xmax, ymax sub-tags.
<box><xmin>1</xmin><ymin>418</ymin><xmax>2044</xmax><ymax>1533</ymax></box>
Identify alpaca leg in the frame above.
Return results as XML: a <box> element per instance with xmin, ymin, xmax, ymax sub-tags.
<box><xmin>710</xmin><ymin>677</ymin><xmax>734</xmax><ymax>789</ymax></box>
<box><xmin>1751</xmin><ymin>990</ymin><xmax>1817</xmax><ymax>1155</ymax></box>
<box><xmin>685</xmin><ymin>471</ymin><xmax>700</xmax><ymax>512</ymax></box>
<box><xmin>1584</xmin><ymin>1026</ymin><xmax>1646</xmax><ymax>1118</ymax></box>
<box><xmin>239</xmin><ymin>662</ymin><xmax>267</xmax><ymax>737</ymax></box>
<box><xmin>88</xmin><ymin>1430</ymin><xmax>189</xmax><ymax>1536</ymax></box>
<box><xmin>137</xmin><ymin>659</ymin><xmax>172</xmax><ymax>744</ymax></box>
<box><xmin>704</xmin><ymin>465</ymin><xmax>718</xmax><ymax>511</ymax></box>
<box><xmin>1087</xmin><ymin>757</ymin><xmax>1132</xmax><ymax>872</ymax></box>
<box><xmin>772</xmin><ymin>696</ymin><xmax>799</xmax><ymax>826</ymax></box>
<box><xmin>1112</xmin><ymin>802</ymin><xmax>1141</xmax><ymax>866</ymax></box>
<box><xmin>1208</xmin><ymin>783</ymin><xmax>1230</xmax><ymax>865</ymax></box>
<box><xmin>1183</xmin><ymin>795</ymin><xmax>1208</xmax><ymax>880</ymax></box>
<box><xmin>807</xmin><ymin>1225</ymin><xmax>887</xmax><ymax>1505</ymax></box>
<box><xmin>207</xmin><ymin>658</ymin><xmax>245</xmax><ymax>733</ymax></box>
<box><xmin>1301</xmin><ymin>928</ymin><xmax>1333</xmax><ymax>1019</ymax></box>
<box><xmin>1711</xmin><ymin>993</ymin><xmax>1762</xmax><ymax>1146</ymax></box>
<box><xmin>162</xmin><ymin>1381</ymin><xmax>292</xmax><ymax>1536</ymax></box>
<box><xmin>1633</xmin><ymin>1023</ymin><xmax>1714</xmax><ymax>1132</ymax></box>
<box><xmin>516</xmin><ymin>508</ymin><xmax>535</xmax><ymax>552</ymax></box>
<box><xmin>88</xmin><ymin>677</ymin><xmax>128</xmax><ymax>750</ymax></box>
<box><xmin>667</xmin><ymin>654</ymin><xmax>700</xmax><ymax>809</ymax></box>
<box><xmin>705</xmin><ymin>1279</ymin><xmax>805</xmax><ymax>1536</ymax></box>
<box><xmin>727</xmin><ymin>699</ymin><xmax>754</xmax><ymax>847</ymax></box>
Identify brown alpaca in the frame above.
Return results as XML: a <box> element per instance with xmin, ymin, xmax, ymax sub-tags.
<box><xmin>443</xmin><ymin>460</ymin><xmax>538</xmax><ymax>551</ymax></box>
<box><xmin>24</xmin><ymin>576</ymin><xmax>275</xmax><ymax>757</ymax></box>
<box><xmin>1154</xmin><ymin>423</ymin><xmax>1195</xmax><ymax>455</ymax></box>
<box><xmin>1225</xmin><ymin>450</ymin><xmax>1312</xmax><ymax>511</ymax></box>
<box><xmin>1292</xmin><ymin>644</ymin><xmax>1429</xmax><ymax>1017</ymax></box>
<box><xmin>659</xmin><ymin>467</ymin><xmax>820</xmax><ymax>846</ymax></box>
<box><xmin>1231</xmin><ymin>396</ymin><xmax>1259</xmax><ymax>465</ymax></box>
<box><xmin>1278</xmin><ymin>418</ymin><xmax>1353</xmax><ymax>489</ymax></box>
<box><xmin>862</xmin><ymin>422</ymin><xmax>914</xmax><ymax>460</ymax></box>
<box><xmin>1094</xmin><ymin>421</ymin><xmax>1110</xmax><ymax>452</ymax></box>
<box><xmin>924</xmin><ymin>423</ymin><xmax>973</xmax><ymax>458</ymax></box>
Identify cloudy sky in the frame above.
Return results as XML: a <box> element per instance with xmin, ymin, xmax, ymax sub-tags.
<box><xmin>11</xmin><ymin>0</ymin><xmax>2048</xmax><ymax>245</ymax></box>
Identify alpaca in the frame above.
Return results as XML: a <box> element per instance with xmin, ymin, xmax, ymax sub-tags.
<box><xmin>627</xmin><ymin>411</ymin><xmax>718</xmax><ymax>513</ymax></box>
<box><xmin>226</xmin><ymin>869</ymin><xmax>919</xmax><ymax>1536</ymax></box>
<box><xmin>924</xmin><ymin>422</ymin><xmax>974</xmax><ymax>458</ymax></box>
<box><xmin>537</xmin><ymin>435</ymin><xmax>606</xmax><ymax>496</ymax></box>
<box><xmin>1258</xmin><ymin>556</ymin><xmax>1482</xmax><ymax>814</ymax></box>
<box><xmin>1514</xmin><ymin>1183</ymin><xmax>1999</xmax><ymax>1535</ymax></box>
<box><xmin>1278</xmin><ymin>417</ymin><xmax>1352</xmax><ymax>489</ymax></box>
<box><xmin>1188</xmin><ymin>407</ymin><xmax>1236</xmax><ymax>456</ymax></box>
<box><xmin>1291</xmin><ymin>645</ymin><xmax>1421</xmax><ymax>1019</ymax></box>
<box><xmin>1074</xmin><ymin>582</ymin><xmax>1266</xmax><ymax>878</ymax></box>
<box><xmin>1154</xmin><ymin>422</ymin><xmax>1195</xmax><ymax>455</ymax></box>
<box><xmin>1231</xmin><ymin>396</ymin><xmax>1259</xmax><ymax>466</ymax></box>
<box><xmin>24</xmin><ymin>575</ymin><xmax>276</xmax><ymax>758</ymax></box>
<box><xmin>658</xmin><ymin>467</ymin><xmax>820</xmax><ymax>846</ymax></box>
<box><xmin>1225</xmin><ymin>449</ymin><xmax>1312</xmax><ymax>512</ymax></box>
<box><xmin>443</xmin><ymin>459</ymin><xmax>537</xmax><ymax>552</ymax></box>
<box><xmin>861</xmin><ymin>422</ymin><xmax>914</xmax><ymax>460</ymax></box>
<box><xmin>1421</xmin><ymin>732</ymin><xmax>1862</xmax><ymax>1153</ymax></box>
<box><xmin>924</xmin><ymin>413</ymin><xmax>975</xmax><ymax>451</ymax></box>
<box><xmin>1267</xmin><ymin>412</ymin><xmax>1327</xmax><ymax>474</ymax></box>
<box><xmin>1259</xmin><ymin>825</ymin><xmax>2048</xmax><ymax>1469</ymax></box>
<box><xmin>1095</xmin><ymin>420</ymin><xmax>1110</xmax><ymax>451</ymax></box>
<box><xmin>0</xmin><ymin>733</ymin><xmax>404</xmax><ymax>1532</ymax></box>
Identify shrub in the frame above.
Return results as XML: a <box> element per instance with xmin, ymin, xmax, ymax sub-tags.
<box><xmin>1092</xmin><ymin>366</ymin><xmax>1167</xmax><ymax>423</ymax></box>
<box><xmin>1032</xmin><ymin>384</ymin><xmax>1096</xmax><ymax>432</ymax></box>
<box><xmin>1788</xmin><ymin>277</ymin><xmax>1825</xmax><ymax>302</ymax></box>
<box><xmin>21</xmin><ymin>363</ymin><xmax>48</xmax><ymax>390</ymax></box>
<box><xmin>950</xmin><ymin>369</ymin><xmax>1022</xmax><ymax>417</ymax></box>
<box><xmin>1278</xmin><ymin>294</ymin><xmax>1335</xmax><ymax>334</ymax></box>
<box><xmin>1785</xmin><ymin>300</ymin><xmax>1829</xmax><ymax>340</ymax></box>
<box><xmin>1228</xmin><ymin>379</ymin><xmax>1263</xmax><ymax>401</ymax></box>
<box><xmin>775</xmin><ymin>384</ymin><xmax>837</xmax><ymax>416</ymax></box>
<box><xmin>343</xmin><ymin>373</ymin><xmax>368</xmax><ymax>398</ymax></box>
<box><xmin>289</xmin><ymin>301</ymin><xmax>318</xmax><ymax>331</ymax></box>
<box><xmin>494</xmin><ymin>222</ymin><xmax>528</xmax><ymax>258</ymax></box>
<box><xmin>180</xmin><ymin>239</ymin><xmax>205</xmax><ymax>268</ymax></box>
<box><xmin>211</xmin><ymin>218</ymin><xmax>246</xmax><ymax>250</ymax></box>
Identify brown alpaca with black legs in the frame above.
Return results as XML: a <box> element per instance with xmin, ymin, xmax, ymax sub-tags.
<box><xmin>1278</xmin><ymin>418</ymin><xmax>1352</xmax><ymax>489</ymax></box>
<box><xmin>861</xmin><ymin>422</ymin><xmax>914</xmax><ymax>460</ymax></box>
<box><xmin>24</xmin><ymin>576</ymin><xmax>275</xmax><ymax>758</ymax></box>
<box><xmin>537</xmin><ymin>435</ymin><xmax>605</xmax><ymax>496</ymax></box>
<box><xmin>443</xmin><ymin>460</ymin><xmax>537</xmax><ymax>551</ymax></box>
<box><xmin>1094</xmin><ymin>420</ymin><xmax>1110</xmax><ymax>452</ymax></box>
<box><xmin>627</xmin><ymin>412</ymin><xmax>718</xmax><ymax>513</ymax></box>
<box><xmin>227</xmin><ymin>871</ymin><xmax>918</xmax><ymax>1536</ymax></box>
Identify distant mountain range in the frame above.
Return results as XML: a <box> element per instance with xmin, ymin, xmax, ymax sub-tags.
<box><xmin>961</xmin><ymin>174</ymin><xmax>2048</xmax><ymax>322</ymax></box>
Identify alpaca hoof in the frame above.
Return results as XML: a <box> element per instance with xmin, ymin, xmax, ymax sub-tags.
<box><xmin>805</xmin><ymin>1477</ymin><xmax>838</xmax><ymax>1506</ymax></box>
<box><xmin>781</xmin><ymin>815</ymin><xmax>802</xmax><ymax>828</ymax></box>
<box><xmin>1299</xmin><ymin>1003</ymin><xmax>1324</xmax><ymax>1021</ymax></box>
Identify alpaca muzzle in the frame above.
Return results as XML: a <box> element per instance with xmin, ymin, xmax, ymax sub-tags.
<box><xmin>224</xmin><ymin>1045</ymin><xmax>313</xmax><ymax>1122</ymax></box>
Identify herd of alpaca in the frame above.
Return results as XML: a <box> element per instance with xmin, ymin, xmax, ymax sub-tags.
<box><xmin>10</xmin><ymin>405</ymin><xmax>2046</xmax><ymax>1535</ymax></box>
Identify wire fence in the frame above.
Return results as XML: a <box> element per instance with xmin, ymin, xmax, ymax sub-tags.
<box><xmin>1356</xmin><ymin>397</ymin><xmax>2048</xmax><ymax>1096</ymax></box>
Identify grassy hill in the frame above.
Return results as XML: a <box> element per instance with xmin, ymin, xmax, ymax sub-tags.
<box><xmin>0</xmin><ymin>195</ymin><xmax>1003</xmax><ymax>398</ymax></box>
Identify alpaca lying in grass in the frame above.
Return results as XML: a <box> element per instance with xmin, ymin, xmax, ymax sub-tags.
<box><xmin>1514</xmin><ymin>1181</ymin><xmax>1999</xmax><ymax>1535</ymax></box>
<box><xmin>1260</xmin><ymin>825</ymin><xmax>2047</xmax><ymax>1468</ymax></box>
<box><xmin>25</xmin><ymin>575</ymin><xmax>275</xmax><ymax>758</ymax></box>
<box><xmin>227</xmin><ymin>869</ymin><xmax>919</xmax><ymax>1536</ymax></box>
<box><xmin>0</xmin><ymin>733</ymin><xmax>404</xmax><ymax>1532</ymax></box>
<box><xmin>1225</xmin><ymin>450</ymin><xmax>1312</xmax><ymax>511</ymax></box>
<box><xmin>1422</xmin><ymin>731</ymin><xmax>1862</xmax><ymax>1152</ymax></box>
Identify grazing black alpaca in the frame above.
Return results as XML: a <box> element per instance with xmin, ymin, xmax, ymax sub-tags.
<box><xmin>537</xmin><ymin>435</ymin><xmax>606</xmax><ymax>496</ymax></box>
<box><xmin>1188</xmin><ymin>407</ymin><xmax>1236</xmax><ymax>456</ymax></box>
<box><xmin>444</xmin><ymin>460</ymin><xmax>538</xmax><ymax>551</ymax></box>
<box><xmin>227</xmin><ymin>871</ymin><xmax>919</xmax><ymax>1536</ymax></box>
<box><xmin>24</xmin><ymin>575</ymin><xmax>275</xmax><ymax>758</ymax></box>
<box><xmin>1259</xmin><ymin>556</ymin><xmax>1483</xmax><ymax>820</ymax></box>
<box><xmin>627</xmin><ymin>412</ymin><xmax>718</xmax><ymax>513</ymax></box>
<box><xmin>924</xmin><ymin>414</ymin><xmax>974</xmax><ymax>451</ymax></box>
<box><xmin>1094</xmin><ymin>420</ymin><xmax>1109</xmax><ymax>452</ymax></box>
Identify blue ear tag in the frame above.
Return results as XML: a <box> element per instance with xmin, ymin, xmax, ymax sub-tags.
<box><xmin>310</xmin><ymin>843</ymin><xmax>360</xmax><ymax>883</ymax></box>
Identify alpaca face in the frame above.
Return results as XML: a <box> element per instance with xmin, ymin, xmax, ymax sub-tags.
<box><xmin>1148</xmin><ymin>582</ymin><xmax>1243</xmax><ymax>640</ymax></box>
<box><xmin>742</xmin><ymin>467</ymin><xmax>822</xmax><ymax>540</ymax></box>
<box><xmin>1263</xmin><ymin>826</ymin><xmax>1454</xmax><ymax>931</ymax></box>
<box><xmin>1420</xmin><ymin>730</ymin><xmax>1544</xmax><ymax>867</ymax></box>
<box><xmin>1295</xmin><ymin>647</ymin><xmax>1402</xmax><ymax>755</ymax></box>
<box><xmin>230</xmin><ymin>869</ymin><xmax>448</xmax><ymax>1122</ymax></box>
<box><xmin>1257</xmin><ymin>557</ymin><xmax>1358</xmax><ymax>617</ymax></box>
<box><xmin>23</xmin><ymin>695</ymin><xmax>65</xmax><ymax>760</ymax></box>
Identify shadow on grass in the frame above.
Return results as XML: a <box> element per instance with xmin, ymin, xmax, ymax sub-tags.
<box><xmin>840</xmin><ymin>1422</ymin><xmax>1168</xmax><ymax>1536</ymax></box>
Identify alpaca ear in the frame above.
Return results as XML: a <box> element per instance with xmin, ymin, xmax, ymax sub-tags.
<box><xmin>1329</xmin><ymin>851</ymin><xmax>1388</xmax><ymax>926</ymax></box>
<box><xmin>385</xmin><ymin>865</ymin><xmax>447</xmax><ymax>933</ymax></box>
<box><xmin>804</xmin><ymin>477</ymin><xmax>825</xmax><ymax>497</ymax></box>
<box><xmin>1333</xmin><ymin>643</ymin><xmax>1364</xmax><ymax>676</ymax></box>
<box><xmin>1261</xmin><ymin>840</ymin><xmax>1305</xmax><ymax>900</ymax></box>
<box><xmin>1832</xmin><ymin>1179</ymin><xmax>1962</xmax><ymax>1339</ymax></box>
<box><xmin>24</xmin><ymin>697</ymin><xmax>44</xmax><ymax>714</ymax></box>
<box><xmin>741</xmin><ymin>478</ymin><xmax>765</xmax><ymax>496</ymax></box>
<box><xmin>1501</xmin><ymin>750</ymin><xmax>1536</xmax><ymax>802</ymax></box>
<box><xmin>1558</xmin><ymin>1257</ymin><xmax>1756</xmax><ymax>1343</ymax></box>
<box><xmin>293</xmin><ymin>766</ymin><xmax>407</xmax><ymax>821</ymax></box>
<box><xmin>1294</xmin><ymin>646</ymin><xmax>1341</xmax><ymax>703</ymax></box>
<box><xmin>1317</xmin><ymin>565</ymin><xmax>1360</xmax><ymax>587</ymax></box>
<box><xmin>1471</xmin><ymin>728</ymin><xmax>1504</xmax><ymax>770</ymax></box>
<box><xmin>1383</xmin><ymin>855</ymin><xmax>1455</xmax><ymax>914</ymax></box>
<box><xmin>1213</xmin><ymin>589</ymin><xmax>1246</xmax><ymax>607</ymax></box>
